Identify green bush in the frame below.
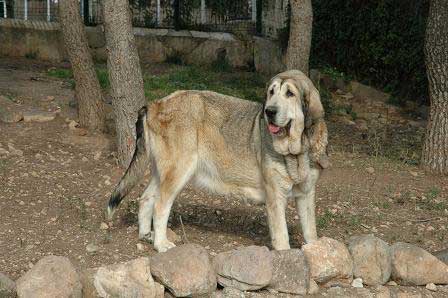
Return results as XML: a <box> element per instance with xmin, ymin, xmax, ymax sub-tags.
<box><xmin>311</xmin><ymin>0</ymin><xmax>429</xmax><ymax>104</ymax></box>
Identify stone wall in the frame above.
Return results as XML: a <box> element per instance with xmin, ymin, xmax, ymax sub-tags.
<box><xmin>0</xmin><ymin>19</ymin><xmax>285</xmax><ymax>75</ymax></box>
<box><xmin>0</xmin><ymin>19</ymin><xmax>66</xmax><ymax>61</ymax></box>
<box><xmin>3</xmin><ymin>235</ymin><xmax>448</xmax><ymax>297</ymax></box>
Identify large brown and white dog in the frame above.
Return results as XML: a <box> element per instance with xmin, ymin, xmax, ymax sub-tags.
<box><xmin>106</xmin><ymin>70</ymin><xmax>329</xmax><ymax>252</ymax></box>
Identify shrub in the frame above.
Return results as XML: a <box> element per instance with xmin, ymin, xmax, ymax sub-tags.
<box><xmin>311</xmin><ymin>0</ymin><xmax>429</xmax><ymax>104</ymax></box>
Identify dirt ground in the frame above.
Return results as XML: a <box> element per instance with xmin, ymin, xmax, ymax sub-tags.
<box><xmin>1</xmin><ymin>58</ymin><xmax>447</xmax><ymax>284</ymax></box>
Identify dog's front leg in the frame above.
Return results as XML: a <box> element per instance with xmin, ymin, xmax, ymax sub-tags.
<box><xmin>296</xmin><ymin>189</ymin><xmax>318</xmax><ymax>243</ymax></box>
<box><xmin>265</xmin><ymin>185</ymin><xmax>290</xmax><ymax>250</ymax></box>
<box><xmin>294</xmin><ymin>169</ymin><xmax>319</xmax><ymax>243</ymax></box>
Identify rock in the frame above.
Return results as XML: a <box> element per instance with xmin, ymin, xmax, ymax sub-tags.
<box><xmin>136</xmin><ymin>243</ymin><xmax>145</xmax><ymax>251</ymax></box>
<box><xmin>408</xmin><ymin>120</ymin><xmax>426</xmax><ymax>128</ymax></box>
<box><xmin>351</xmin><ymin>277</ymin><xmax>363</xmax><ymax>288</ymax></box>
<box><xmin>340</xmin><ymin>92</ymin><xmax>355</xmax><ymax>100</ymax></box>
<box><xmin>23</xmin><ymin>110</ymin><xmax>56</xmax><ymax>122</ymax></box>
<box><xmin>309</xmin><ymin>69</ymin><xmax>320</xmax><ymax>85</ymax></box>
<box><xmin>0</xmin><ymin>148</ymin><xmax>9</xmax><ymax>156</ymax></box>
<box><xmin>366</xmin><ymin>167</ymin><xmax>375</xmax><ymax>174</ymax></box>
<box><xmin>426</xmin><ymin>283</ymin><xmax>437</xmax><ymax>291</ymax></box>
<box><xmin>86</xmin><ymin>243</ymin><xmax>99</xmax><ymax>254</ymax></box>
<box><xmin>151</xmin><ymin>244</ymin><xmax>216</xmax><ymax>297</ymax></box>
<box><xmin>409</xmin><ymin>171</ymin><xmax>418</xmax><ymax>177</ymax></box>
<box><xmin>81</xmin><ymin>257</ymin><xmax>157</xmax><ymax>298</ymax></box>
<box><xmin>221</xmin><ymin>287</ymin><xmax>245</xmax><ymax>297</ymax></box>
<box><xmin>355</xmin><ymin>119</ymin><xmax>369</xmax><ymax>131</ymax></box>
<box><xmin>350</xmin><ymin>81</ymin><xmax>390</xmax><ymax>102</ymax></box>
<box><xmin>320</xmin><ymin>74</ymin><xmax>337</xmax><ymax>90</ymax></box>
<box><xmin>167</xmin><ymin>228</ymin><xmax>181</xmax><ymax>243</ymax></box>
<box><xmin>372</xmin><ymin>285</ymin><xmax>390</xmax><ymax>298</ymax></box>
<box><xmin>213</xmin><ymin>245</ymin><xmax>272</xmax><ymax>291</ymax></box>
<box><xmin>0</xmin><ymin>95</ymin><xmax>23</xmax><ymax>123</ymax></box>
<box><xmin>389</xmin><ymin>287</ymin><xmax>431</xmax><ymax>298</ymax></box>
<box><xmin>320</xmin><ymin>286</ymin><xmax>374</xmax><ymax>298</ymax></box>
<box><xmin>42</xmin><ymin>96</ymin><xmax>55</xmax><ymax>102</ymax></box>
<box><xmin>16</xmin><ymin>255</ymin><xmax>82</xmax><ymax>298</ymax></box>
<box><xmin>434</xmin><ymin>248</ymin><xmax>448</xmax><ymax>265</ymax></box>
<box><xmin>94</xmin><ymin>151</ymin><xmax>102</xmax><ymax>160</ymax></box>
<box><xmin>154</xmin><ymin>282</ymin><xmax>165</xmax><ymax>298</ymax></box>
<box><xmin>0</xmin><ymin>272</ymin><xmax>16</xmax><ymax>298</ymax></box>
<box><xmin>68</xmin><ymin>120</ymin><xmax>88</xmax><ymax>136</ymax></box>
<box><xmin>308</xmin><ymin>279</ymin><xmax>319</xmax><ymax>294</ymax></box>
<box><xmin>268</xmin><ymin>249</ymin><xmax>309</xmax><ymax>295</ymax></box>
<box><xmin>391</xmin><ymin>242</ymin><xmax>448</xmax><ymax>285</ymax></box>
<box><xmin>348</xmin><ymin>234</ymin><xmax>391</xmax><ymax>285</ymax></box>
<box><xmin>302</xmin><ymin>237</ymin><xmax>353</xmax><ymax>287</ymax></box>
<box><xmin>100</xmin><ymin>222</ymin><xmax>109</xmax><ymax>230</ymax></box>
<box><xmin>68</xmin><ymin>120</ymin><xmax>79</xmax><ymax>130</ymax></box>
<box><xmin>335</xmin><ymin>78</ymin><xmax>348</xmax><ymax>92</ymax></box>
<box><xmin>7</xmin><ymin>143</ymin><xmax>23</xmax><ymax>157</ymax></box>
<box><xmin>387</xmin><ymin>280</ymin><xmax>397</xmax><ymax>286</ymax></box>
<box><xmin>0</xmin><ymin>108</ymin><xmax>23</xmax><ymax>123</ymax></box>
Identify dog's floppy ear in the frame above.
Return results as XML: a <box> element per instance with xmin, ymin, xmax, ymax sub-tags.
<box><xmin>303</xmin><ymin>82</ymin><xmax>330</xmax><ymax>169</ymax></box>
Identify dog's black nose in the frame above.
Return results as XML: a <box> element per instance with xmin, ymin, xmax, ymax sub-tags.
<box><xmin>265</xmin><ymin>106</ymin><xmax>277</xmax><ymax>120</ymax></box>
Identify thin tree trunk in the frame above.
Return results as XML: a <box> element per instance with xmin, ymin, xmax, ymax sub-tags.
<box><xmin>59</xmin><ymin>0</ymin><xmax>106</xmax><ymax>131</ymax></box>
<box><xmin>285</xmin><ymin>0</ymin><xmax>313</xmax><ymax>75</ymax></box>
<box><xmin>422</xmin><ymin>0</ymin><xmax>448</xmax><ymax>175</ymax></box>
<box><xmin>103</xmin><ymin>0</ymin><xmax>146</xmax><ymax>167</ymax></box>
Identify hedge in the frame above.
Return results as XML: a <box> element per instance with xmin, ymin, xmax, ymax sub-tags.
<box><xmin>310</xmin><ymin>0</ymin><xmax>429</xmax><ymax>104</ymax></box>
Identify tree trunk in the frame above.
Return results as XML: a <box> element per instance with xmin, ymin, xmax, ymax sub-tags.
<box><xmin>285</xmin><ymin>0</ymin><xmax>313</xmax><ymax>75</ymax></box>
<box><xmin>103</xmin><ymin>0</ymin><xmax>146</xmax><ymax>167</ymax></box>
<box><xmin>422</xmin><ymin>0</ymin><xmax>448</xmax><ymax>175</ymax></box>
<box><xmin>59</xmin><ymin>0</ymin><xmax>106</xmax><ymax>131</ymax></box>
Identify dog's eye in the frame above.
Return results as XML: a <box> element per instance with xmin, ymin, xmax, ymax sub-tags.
<box><xmin>286</xmin><ymin>90</ymin><xmax>294</xmax><ymax>97</ymax></box>
<box><xmin>270</xmin><ymin>89</ymin><xmax>274</xmax><ymax>95</ymax></box>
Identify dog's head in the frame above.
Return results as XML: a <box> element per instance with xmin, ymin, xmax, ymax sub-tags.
<box><xmin>264</xmin><ymin>70</ymin><xmax>329</xmax><ymax>167</ymax></box>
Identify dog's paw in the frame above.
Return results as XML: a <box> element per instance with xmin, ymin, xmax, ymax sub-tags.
<box><xmin>154</xmin><ymin>239</ymin><xmax>176</xmax><ymax>253</ymax></box>
<box><xmin>139</xmin><ymin>231</ymin><xmax>154</xmax><ymax>244</ymax></box>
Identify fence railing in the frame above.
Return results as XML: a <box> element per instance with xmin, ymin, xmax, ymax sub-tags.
<box><xmin>0</xmin><ymin>0</ymin><xmax>261</xmax><ymax>35</ymax></box>
<box><xmin>1</xmin><ymin>0</ymin><xmax>59</xmax><ymax>22</ymax></box>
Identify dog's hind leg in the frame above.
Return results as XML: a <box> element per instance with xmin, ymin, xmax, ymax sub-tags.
<box><xmin>138</xmin><ymin>178</ymin><xmax>159</xmax><ymax>242</ymax></box>
<box><xmin>152</xmin><ymin>159</ymin><xmax>196</xmax><ymax>252</ymax></box>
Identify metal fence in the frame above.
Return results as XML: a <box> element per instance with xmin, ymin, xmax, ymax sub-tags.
<box><xmin>0</xmin><ymin>0</ymin><xmax>59</xmax><ymax>21</ymax></box>
<box><xmin>0</xmin><ymin>0</ymin><xmax>260</xmax><ymax>34</ymax></box>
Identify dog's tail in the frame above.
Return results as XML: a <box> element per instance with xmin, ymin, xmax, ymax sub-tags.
<box><xmin>106</xmin><ymin>106</ymin><xmax>150</xmax><ymax>221</ymax></box>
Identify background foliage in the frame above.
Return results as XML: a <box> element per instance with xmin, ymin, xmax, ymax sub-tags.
<box><xmin>310</xmin><ymin>0</ymin><xmax>429</xmax><ymax>105</ymax></box>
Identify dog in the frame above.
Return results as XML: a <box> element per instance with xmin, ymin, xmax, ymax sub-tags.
<box><xmin>106</xmin><ymin>70</ymin><xmax>329</xmax><ymax>252</ymax></box>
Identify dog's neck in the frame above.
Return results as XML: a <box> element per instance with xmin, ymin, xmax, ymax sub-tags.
<box><xmin>258</xmin><ymin>110</ymin><xmax>309</xmax><ymax>185</ymax></box>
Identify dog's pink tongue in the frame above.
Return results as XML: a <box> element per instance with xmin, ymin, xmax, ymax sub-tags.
<box><xmin>268</xmin><ymin>124</ymin><xmax>280</xmax><ymax>134</ymax></box>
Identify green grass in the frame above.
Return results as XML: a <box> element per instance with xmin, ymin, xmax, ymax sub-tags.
<box><xmin>47</xmin><ymin>67</ymin><xmax>109</xmax><ymax>89</ymax></box>
<box><xmin>48</xmin><ymin>68</ymin><xmax>73</xmax><ymax>79</ymax></box>
<box><xmin>427</xmin><ymin>187</ymin><xmax>441</xmax><ymax>200</ymax></box>
<box><xmin>47</xmin><ymin>64</ymin><xmax>266</xmax><ymax>102</ymax></box>
<box><xmin>96</xmin><ymin>69</ymin><xmax>110</xmax><ymax>89</ymax></box>
<box><xmin>317</xmin><ymin>210</ymin><xmax>339</xmax><ymax>229</ymax></box>
<box><xmin>143</xmin><ymin>65</ymin><xmax>266</xmax><ymax>102</ymax></box>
